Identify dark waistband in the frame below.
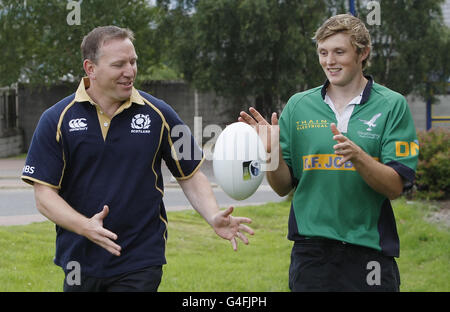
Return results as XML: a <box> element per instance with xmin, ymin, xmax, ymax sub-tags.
<box><xmin>294</xmin><ymin>236</ymin><xmax>384</xmax><ymax>254</ymax></box>
<box><xmin>295</xmin><ymin>236</ymin><xmax>349</xmax><ymax>246</ymax></box>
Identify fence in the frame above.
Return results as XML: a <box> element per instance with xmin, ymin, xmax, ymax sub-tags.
<box><xmin>426</xmin><ymin>99</ymin><xmax>450</xmax><ymax>130</ymax></box>
<box><xmin>0</xmin><ymin>84</ymin><xmax>19</xmax><ymax>132</ymax></box>
<box><xmin>0</xmin><ymin>84</ymin><xmax>23</xmax><ymax>157</ymax></box>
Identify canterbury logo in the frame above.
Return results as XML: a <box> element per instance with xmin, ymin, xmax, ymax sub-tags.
<box><xmin>69</xmin><ymin>118</ymin><xmax>88</xmax><ymax>131</ymax></box>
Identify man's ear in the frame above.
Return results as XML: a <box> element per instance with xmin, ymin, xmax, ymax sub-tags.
<box><xmin>359</xmin><ymin>46</ymin><xmax>371</xmax><ymax>64</ymax></box>
<box><xmin>83</xmin><ymin>59</ymin><xmax>96</xmax><ymax>80</ymax></box>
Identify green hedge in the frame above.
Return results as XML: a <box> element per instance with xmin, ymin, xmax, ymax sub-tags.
<box><xmin>413</xmin><ymin>128</ymin><xmax>450</xmax><ymax>200</ymax></box>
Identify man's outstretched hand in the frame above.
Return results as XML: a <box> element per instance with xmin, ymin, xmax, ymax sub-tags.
<box><xmin>211</xmin><ymin>206</ymin><xmax>254</xmax><ymax>251</ymax></box>
<box><xmin>83</xmin><ymin>205</ymin><xmax>122</xmax><ymax>256</ymax></box>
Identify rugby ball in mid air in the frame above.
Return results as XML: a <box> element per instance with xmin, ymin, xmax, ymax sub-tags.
<box><xmin>213</xmin><ymin>122</ymin><xmax>266</xmax><ymax>200</ymax></box>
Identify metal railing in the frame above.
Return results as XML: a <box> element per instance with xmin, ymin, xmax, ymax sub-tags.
<box><xmin>426</xmin><ymin>99</ymin><xmax>450</xmax><ymax>130</ymax></box>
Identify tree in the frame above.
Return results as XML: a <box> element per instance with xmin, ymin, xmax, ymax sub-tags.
<box><xmin>0</xmin><ymin>0</ymin><xmax>160</xmax><ymax>87</ymax></box>
<box><xmin>157</xmin><ymin>0</ymin><xmax>449</xmax><ymax>117</ymax></box>
<box><xmin>357</xmin><ymin>0</ymin><xmax>449</xmax><ymax>101</ymax></box>
<box><xmin>157</xmin><ymin>0</ymin><xmax>329</xmax><ymax>118</ymax></box>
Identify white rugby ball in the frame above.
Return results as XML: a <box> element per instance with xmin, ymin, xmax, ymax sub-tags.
<box><xmin>213</xmin><ymin>122</ymin><xmax>265</xmax><ymax>200</ymax></box>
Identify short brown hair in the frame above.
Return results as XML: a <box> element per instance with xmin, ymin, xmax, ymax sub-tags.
<box><xmin>81</xmin><ymin>26</ymin><xmax>135</xmax><ymax>64</ymax></box>
<box><xmin>313</xmin><ymin>14</ymin><xmax>371</xmax><ymax>69</ymax></box>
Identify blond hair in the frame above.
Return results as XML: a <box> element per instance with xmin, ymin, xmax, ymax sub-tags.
<box><xmin>313</xmin><ymin>14</ymin><xmax>371</xmax><ymax>69</ymax></box>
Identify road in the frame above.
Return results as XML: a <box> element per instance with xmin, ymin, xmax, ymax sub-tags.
<box><xmin>0</xmin><ymin>183</ymin><xmax>286</xmax><ymax>225</ymax></box>
<box><xmin>0</xmin><ymin>158</ymin><xmax>287</xmax><ymax>225</ymax></box>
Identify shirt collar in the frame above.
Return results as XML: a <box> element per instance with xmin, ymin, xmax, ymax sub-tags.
<box><xmin>74</xmin><ymin>77</ymin><xmax>145</xmax><ymax>106</ymax></box>
<box><xmin>321</xmin><ymin>75</ymin><xmax>374</xmax><ymax>105</ymax></box>
<box><xmin>324</xmin><ymin>93</ymin><xmax>363</xmax><ymax>107</ymax></box>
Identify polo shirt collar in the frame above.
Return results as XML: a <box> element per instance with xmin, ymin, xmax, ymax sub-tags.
<box><xmin>321</xmin><ymin>75</ymin><xmax>374</xmax><ymax>104</ymax></box>
<box><xmin>74</xmin><ymin>77</ymin><xmax>145</xmax><ymax>106</ymax></box>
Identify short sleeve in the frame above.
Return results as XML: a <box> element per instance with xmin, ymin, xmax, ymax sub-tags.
<box><xmin>160</xmin><ymin>106</ymin><xmax>203</xmax><ymax>180</ymax></box>
<box><xmin>21</xmin><ymin>109</ymin><xmax>65</xmax><ymax>188</ymax></box>
<box><xmin>381</xmin><ymin>97</ymin><xmax>419</xmax><ymax>184</ymax></box>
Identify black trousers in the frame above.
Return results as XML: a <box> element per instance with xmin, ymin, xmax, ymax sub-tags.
<box><xmin>289</xmin><ymin>238</ymin><xmax>400</xmax><ymax>292</ymax></box>
<box><xmin>63</xmin><ymin>265</ymin><xmax>163</xmax><ymax>292</ymax></box>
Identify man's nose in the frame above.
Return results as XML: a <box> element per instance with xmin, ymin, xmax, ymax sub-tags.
<box><xmin>326</xmin><ymin>54</ymin><xmax>336</xmax><ymax>65</ymax></box>
<box><xmin>123</xmin><ymin>62</ymin><xmax>135</xmax><ymax>77</ymax></box>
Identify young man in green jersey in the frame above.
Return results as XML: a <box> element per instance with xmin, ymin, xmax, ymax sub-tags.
<box><xmin>239</xmin><ymin>14</ymin><xmax>419</xmax><ymax>291</ymax></box>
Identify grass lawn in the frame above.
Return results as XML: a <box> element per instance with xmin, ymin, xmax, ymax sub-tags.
<box><xmin>0</xmin><ymin>198</ymin><xmax>448</xmax><ymax>292</ymax></box>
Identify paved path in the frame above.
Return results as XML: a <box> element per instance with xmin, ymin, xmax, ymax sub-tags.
<box><xmin>0</xmin><ymin>158</ymin><xmax>29</xmax><ymax>189</ymax></box>
<box><xmin>0</xmin><ymin>158</ymin><xmax>286</xmax><ymax>226</ymax></box>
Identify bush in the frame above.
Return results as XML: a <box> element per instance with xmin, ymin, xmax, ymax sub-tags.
<box><xmin>413</xmin><ymin>128</ymin><xmax>450</xmax><ymax>200</ymax></box>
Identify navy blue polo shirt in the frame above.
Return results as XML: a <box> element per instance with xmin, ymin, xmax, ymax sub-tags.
<box><xmin>22</xmin><ymin>78</ymin><xmax>203</xmax><ymax>278</ymax></box>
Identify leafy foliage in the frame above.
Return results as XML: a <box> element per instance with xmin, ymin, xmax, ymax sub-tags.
<box><xmin>357</xmin><ymin>0</ymin><xmax>450</xmax><ymax>102</ymax></box>
<box><xmin>0</xmin><ymin>0</ymin><xmax>160</xmax><ymax>86</ymax></box>
<box><xmin>156</xmin><ymin>0</ymin><xmax>449</xmax><ymax>117</ymax></box>
<box><xmin>414</xmin><ymin>128</ymin><xmax>450</xmax><ymax>200</ymax></box>
<box><xmin>156</xmin><ymin>0</ymin><xmax>329</xmax><ymax>118</ymax></box>
<box><xmin>1</xmin><ymin>0</ymin><xmax>448</xmax><ymax>117</ymax></box>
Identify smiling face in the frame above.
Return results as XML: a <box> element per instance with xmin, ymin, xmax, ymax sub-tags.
<box><xmin>317</xmin><ymin>32</ymin><xmax>369</xmax><ymax>88</ymax></box>
<box><xmin>84</xmin><ymin>38</ymin><xmax>138</xmax><ymax>104</ymax></box>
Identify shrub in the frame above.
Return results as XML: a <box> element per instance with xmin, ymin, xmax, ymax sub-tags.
<box><xmin>413</xmin><ymin>128</ymin><xmax>450</xmax><ymax>200</ymax></box>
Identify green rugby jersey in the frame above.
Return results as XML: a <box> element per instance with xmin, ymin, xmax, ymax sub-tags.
<box><xmin>279</xmin><ymin>77</ymin><xmax>418</xmax><ymax>256</ymax></box>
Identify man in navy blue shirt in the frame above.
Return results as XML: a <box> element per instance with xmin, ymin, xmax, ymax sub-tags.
<box><xmin>22</xmin><ymin>26</ymin><xmax>254</xmax><ymax>292</ymax></box>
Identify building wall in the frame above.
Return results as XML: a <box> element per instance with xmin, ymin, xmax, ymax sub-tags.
<box><xmin>17</xmin><ymin>83</ymin><xmax>79</xmax><ymax>152</ymax></box>
<box><xmin>16</xmin><ymin>81</ymin><xmax>235</xmax><ymax>152</ymax></box>
<box><xmin>0</xmin><ymin>130</ymin><xmax>23</xmax><ymax>158</ymax></box>
<box><xmin>141</xmin><ymin>81</ymin><xmax>232</xmax><ymax>132</ymax></box>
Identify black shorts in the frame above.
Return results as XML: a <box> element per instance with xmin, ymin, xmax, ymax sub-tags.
<box><xmin>289</xmin><ymin>238</ymin><xmax>400</xmax><ymax>292</ymax></box>
<box><xmin>63</xmin><ymin>265</ymin><xmax>163</xmax><ymax>292</ymax></box>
